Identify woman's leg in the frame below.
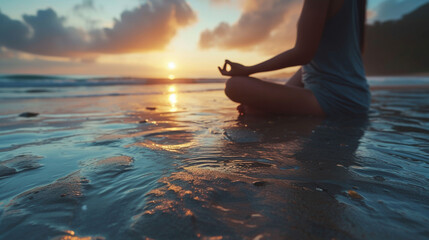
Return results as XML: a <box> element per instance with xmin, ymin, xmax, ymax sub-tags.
<box><xmin>225</xmin><ymin>76</ymin><xmax>325</xmax><ymax>116</ymax></box>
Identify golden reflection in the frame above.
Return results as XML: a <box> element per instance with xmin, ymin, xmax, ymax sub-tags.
<box><xmin>168</xmin><ymin>74</ymin><xmax>175</xmax><ymax>80</ymax></box>
<box><xmin>131</xmin><ymin>140</ymin><xmax>194</xmax><ymax>153</ymax></box>
<box><xmin>168</xmin><ymin>84</ymin><xmax>178</xmax><ymax>112</ymax></box>
<box><xmin>53</xmin><ymin>229</ymin><xmax>100</xmax><ymax>240</ymax></box>
<box><xmin>169</xmin><ymin>93</ymin><xmax>177</xmax><ymax>104</ymax></box>
<box><xmin>168</xmin><ymin>85</ymin><xmax>176</xmax><ymax>93</ymax></box>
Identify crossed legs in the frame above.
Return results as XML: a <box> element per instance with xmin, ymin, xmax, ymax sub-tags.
<box><xmin>225</xmin><ymin>76</ymin><xmax>325</xmax><ymax>116</ymax></box>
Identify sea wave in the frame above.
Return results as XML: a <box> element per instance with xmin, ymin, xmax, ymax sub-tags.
<box><xmin>1</xmin><ymin>75</ymin><xmax>429</xmax><ymax>88</ymax></box>
<box><xmin>0</xmin><ymin>75</ymin><xmax>226</xmax><ymax>88</ymax></box>
<box><xmin>1</xmin><ymin>75</ymin><xmax>429</xmax><ymax>100</ymax></box>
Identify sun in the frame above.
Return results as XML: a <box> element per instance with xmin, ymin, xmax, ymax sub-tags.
<box><xmin>168</xmin><ymin>62</ymin><xmax>176</xmax><ymax>70</ymax></box>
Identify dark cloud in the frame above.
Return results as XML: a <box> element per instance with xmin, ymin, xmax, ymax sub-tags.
<box><xmin>0</xmin><ymin>0</ymin><xmax>196</xmax><ymax>58</ymax></box>
<box><xmin>371</xmin><ymin>0</ymin><xmax>429</xmax><ymax>22</ymax></box>
<box><xmin>199</xmin><ymin>0</ymin><xmax>302</xmax><ymax>54</ymax></box>
<box><xmin>0</xmin><ymin>9</ymin><xmax>88</xmax><ymax>57</ymax></box>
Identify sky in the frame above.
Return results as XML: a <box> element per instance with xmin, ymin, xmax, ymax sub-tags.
<box><xmin>0</xmin><ymin>0</ymin><xmax>428</xmax><ymax>78</ymax></box>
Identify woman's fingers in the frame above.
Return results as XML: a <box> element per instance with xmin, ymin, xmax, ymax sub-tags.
<box><xmin>219</xmin><ymin>60</ymin><xmax>231</xmax><ymax>76</ymax></box>
<box><xmin>218</xmin><ymin>66</ymin><xmax>230</xmax><ymax>76</ymax></box>
<box><xmin>218</xmin><ymin>66</ymin><xmax>225</xmax><ymax>75</ymax></box>
<box><xmin>226</xmin><ymin>60</ymin><xmax>234</xmax><ymax>69</ymax></box>
<box><xmin>218</xmin><ymin>59</ymin><xmax>241</xmax><ymax>76</ymax></box>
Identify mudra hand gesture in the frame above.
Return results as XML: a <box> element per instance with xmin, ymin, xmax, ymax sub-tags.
<box><xmin>218</xmin><ymin>60</ymin><xmax>251</xmax><ymax>76</ymax></box>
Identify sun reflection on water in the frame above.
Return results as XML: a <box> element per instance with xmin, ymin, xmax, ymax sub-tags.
<box><xmin>168</xmin><ymin>85</ymin><xmax>176</xmax><ymax>93</ymax></box>
<box><xmin>168</xmin><ymin>85</ymin><xmax>178</xmax><ymax>112</ymax></box>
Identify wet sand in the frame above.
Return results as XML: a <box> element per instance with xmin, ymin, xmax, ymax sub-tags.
<box><xmin>0</xmin><ymin>82</ymin><xmax>429</xmax><ymax>239</ymax></box>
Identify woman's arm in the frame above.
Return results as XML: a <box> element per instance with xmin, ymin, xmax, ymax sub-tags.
<box><xmin>219</xmin><ymin>0</ymin><xmax>330</xmax><ymax>76</ymax></box>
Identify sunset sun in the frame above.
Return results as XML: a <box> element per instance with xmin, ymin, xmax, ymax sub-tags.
<box><xmin>168</xmin><ymin>62</ymin><xmax>176</xmax><ymax>70</ymax></box>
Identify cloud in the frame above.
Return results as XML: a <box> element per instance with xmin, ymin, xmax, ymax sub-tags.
<box><xmin>0</xmin><ymin>0</ymin><xmax>196</xmax><ymax>58</ymax></box>
<box><xmin>73</xmin><ymin>0</ymin><xmax>96</xmax><ymax>13</ymax></box>
<box><xmin>199</xmin><ymin>0</ymin><xmax>302</xmax><ymax>55</ymax></box>
<box><xmin>199</xmin><ymin>0</ymin><xmax>429</xmax><ymax>55</ymax></box>
<box><xmin>369</xmin><ymin>0</ymin><xmax>429</xmax><ymax>23</ymax></box>
<box><xmin>72</xmin><ymin>0</ymin><xmax>101</xmax><ymax>30</ymax></box>
<box><xmin>96</xmin><ymin>0</ymin><xmax>196</xmax><ymax>54</ymax></box>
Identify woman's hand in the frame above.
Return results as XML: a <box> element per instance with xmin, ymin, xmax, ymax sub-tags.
<box><xmin>218</xmin><ymin>60</ymin><xmax>251</xmax><ymax>76</ymax></box>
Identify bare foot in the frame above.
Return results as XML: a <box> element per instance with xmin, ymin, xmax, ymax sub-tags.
<box><xmin>237</xmin><ymin>104</ymin><xmax>266</xmax><ymax>116</ymax></box>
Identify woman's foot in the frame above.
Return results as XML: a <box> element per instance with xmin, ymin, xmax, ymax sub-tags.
<box><xmin>237</xmin><ymin>104</ymin><xmax>267</xmax><ymax>116</ymax></box>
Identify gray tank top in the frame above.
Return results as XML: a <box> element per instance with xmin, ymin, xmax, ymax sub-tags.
<box><xmin>302</xmin><ymin>0</ymin><xmax>370</xmax><ymax>115</ymax></box>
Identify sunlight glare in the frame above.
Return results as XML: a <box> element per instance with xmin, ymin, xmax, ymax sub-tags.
<box><xmin>168</xmin><ymin>62</ymin><xmax>176</xmax><ymax>70</ymax></box>
<box><xmin>168</xmin><ymin>74</ymin><xmax>175</xmax><ymax>80</ymax></box>
<box><xmin>168</xmin><ymin>85</ymin><xmax>176</xmax><ymax>93</ymax></box>
<box><xmin>169</xmin><ymin>93</ymin><xmax>177</xmax><ymax>104</ymax></box>
<box><xmin>169</xmin><ymin>93</ymin><xmax>178</xmax><ymax>112</ymax></box>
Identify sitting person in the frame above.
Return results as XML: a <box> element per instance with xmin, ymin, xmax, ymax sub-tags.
<box><xmin>219</xmin><ymin>0</ymin><xmax>370</xmax><ymax>117</ymax></box>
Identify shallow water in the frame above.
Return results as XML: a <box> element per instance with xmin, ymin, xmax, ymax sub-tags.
<box><xmin>0</xmin><ymin>77</ymin><xmax>428</xmax><ymax>239</ymax></box>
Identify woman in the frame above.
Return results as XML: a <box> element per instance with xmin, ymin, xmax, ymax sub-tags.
<box><xmin>219</xmin><ymin>0</ymin><xmax>370</xmax><ymax>117</ymax></box>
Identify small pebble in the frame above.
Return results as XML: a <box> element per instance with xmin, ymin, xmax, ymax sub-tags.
<box><xmin>139</xmin><ymin>119</ymin><xmax>149</xmax><ymax>123</ymax></box>
<box><xmin>253</xmin><ymin>181</ymin><xmax>267</xmax><ymax>187</ymax></box>
<box><xmin>347</xmin><ymin>190</ymin><xmax>363</xmax><ymax>200</ymax></box>
<box><xmin>253</xmin><ymin>234</ymin><xmax>264</xmax><ymax>240</ymax></box>
<box><xmin>60</xmin><ymin>194</ymin><xmax>67</xmax><ymax>197</ymax></box>
<box><xmin>316</xmin><ymin>187</ymin><xmax>323</xmax><ymax>192</ymax></box>
<box><xmin>146</xmin><ymin>107</ymin><xmax>156</xmax><ymax>111</ymax></box>
<box><xmin>19</xmin><ymin>112</ymin><xmax>39</xmax><ymax>118</ymax></box>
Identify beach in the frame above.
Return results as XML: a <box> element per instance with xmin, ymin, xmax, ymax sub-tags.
<box><xmin>0</xmin><ymin>76</ymin><xmax>429</xmax><ymax>239</ymax></box>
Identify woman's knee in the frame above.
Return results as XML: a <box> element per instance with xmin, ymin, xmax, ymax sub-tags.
<box><xmin>225</xmin><ymin>76</ymin><xmax>248</xmax><ymax>102</ymax></box>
